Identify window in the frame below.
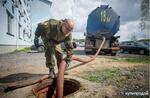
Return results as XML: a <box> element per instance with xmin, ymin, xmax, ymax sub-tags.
<box><xmin>18</xmin><ymin>24</ymin><xmax>22</xmax><ymax>40</ymax></box>
<box><xmin>24</xmin><ymin>0</ymin><xmax>27</xmax><ymax>5</ymax></box>
<box><xmin>23</xmin><ymin>10</ymin><xmax>25</xmax><ymax>14</ymax></box>
<box><xmin>6</xmin><ymin>11</ymin><xmax>14</xmax><ymax>37</ymax></box>
<box><xmin>23</xmin><ymin>29</ymin><xmax>26</xmax><ymax>41</ymax></box>
<box><xmin>19</xmin><ymin>0</ymin><xmax>22</xmax><ymax>4</ymax></box>
<box><xmin>19</xmin><ymin>11</ymin><xmax>21</xmax><ymax>21</ymax></box>
<box><xmin>12</xmin><ymin>5</ymin><xmax>15</xmax><ymax>14</ymax></box>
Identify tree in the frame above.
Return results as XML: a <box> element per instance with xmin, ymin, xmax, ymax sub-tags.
<box><xmin>140</xmin><ymin>0</ymin><xmax>150</xmax><ymax>39</ymax></box>
<box><xmin>131</xmin><ymin>32</ymin><xmax>137</xmax><ymax>42</ymax></box>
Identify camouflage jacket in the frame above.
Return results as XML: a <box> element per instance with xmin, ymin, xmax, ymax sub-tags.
<box><xmin>34</xmin><ymin>19</ymin><xmax>73</xmax><ymax>60</ymax></box>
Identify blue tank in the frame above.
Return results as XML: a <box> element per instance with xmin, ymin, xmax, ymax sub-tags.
<box><xmin>86</xmin><ymin>5</ymin><xmax>120</xmax><ymax>38</ymax></box>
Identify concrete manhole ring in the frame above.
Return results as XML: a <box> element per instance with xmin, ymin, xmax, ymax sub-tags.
<box><xmin>32</xmin><ymin>78</ymin><xmax>81</xmax><ymax>98</ymax></box>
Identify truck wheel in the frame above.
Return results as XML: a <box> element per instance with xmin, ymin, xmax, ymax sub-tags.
<box><xmin>85</xmin><ymin>51</ymin><xmax>91</xmax><ymax>55</ymax></box>
<box><xmin>139</xmin><ymin>50</ymin><xmax>144</xmax><ymax>55</ymax></box>
<box><xmin>111</xmin><ymin>53</ymin><xmax>116</xmax><ymax>56</ymax></box>
<box><xmin>120</xmin><ymin>48</ymin><xmax>124</xmax><ymax>53</ymax></box>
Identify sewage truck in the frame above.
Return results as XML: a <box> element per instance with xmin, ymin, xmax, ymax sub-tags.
<box><xmin>85</xmin><ymin>5</ymin><xmax>120</xmax><ymax>56</ymax></box>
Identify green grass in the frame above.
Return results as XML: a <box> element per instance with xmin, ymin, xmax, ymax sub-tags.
<box><xmin>12</xmin><ymin>47</ymin><xmax>31</xmax><ymax>53</ymax></box>
<box><xmin>79</xmin><ymin>68</ymin><xmax>126</xmax><ymax>88</ymax></box>
<box><xmin>79</xmin><ymin>66</ymin><xmax>149</xmax><ymax>91</ymax></box>
<box><xmin>110</xmin><ymin>56</ymin><xmax>149</xmax><ymax>64</ymax></box>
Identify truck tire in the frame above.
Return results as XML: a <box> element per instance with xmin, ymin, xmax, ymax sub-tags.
<box><xmin>111</xmin><ymin>53</ymin><xmax>116</xmax><ymax>56</ymax></box>
<box><xmin>139</xmin><ymin>50</ymin><xmax>145</xmax><ymax>55</ymax></box>
<box><xmin>120</xmin><ymin>48</ymin><xmax>124</xmax><ymax>53</ymax></box>
<box><xmin>85</xmin><ymin>51</ymin><xmax>91</xmax><ymax>55</ymax></box>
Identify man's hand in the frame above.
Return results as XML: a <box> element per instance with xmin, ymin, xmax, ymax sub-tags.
<box><xmin>65</xmin><ymin>58</ymin><xmax>72</xmax><ymax>67</ymax></box>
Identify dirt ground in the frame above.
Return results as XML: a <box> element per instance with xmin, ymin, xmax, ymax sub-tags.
<box><xmin>0</xmin><ymin>48</ymin><xmax>149</xmax><ymax>98</ymax></box>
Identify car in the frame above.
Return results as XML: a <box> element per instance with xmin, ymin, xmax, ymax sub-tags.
<box><xmin>119</xmin><ymin>41</ymin><xmax>150</xmax><ymax>55</ymax></box>
<box><xmin>142</xmin><ymin>41</ymin><xmax>150</xmax><ymax>47</ymax></box>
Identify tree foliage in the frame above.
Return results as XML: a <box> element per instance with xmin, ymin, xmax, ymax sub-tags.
<box><xmin>131</xmin><ymin>32</ymin><xmax>137</xmax><ymax>42</ymax></box>
<box><xmin>140</xmin><ymin>0</ymin><xmax>150</xmax><ymax>38</ymax></box>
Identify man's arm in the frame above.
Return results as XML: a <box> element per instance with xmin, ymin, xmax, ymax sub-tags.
<box><xmin>34</xmin><ymin>23</ymin><xmax>42</xmax><ymax>47</ymax></box>
<box><xmin>64</xmin><ymin>33</ymin><xmax>74</xmax><ymax>62</ymax></box>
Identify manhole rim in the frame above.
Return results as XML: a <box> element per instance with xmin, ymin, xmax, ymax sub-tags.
<box><xmin>32</xmin><ymin>78</ymin><xmax>81</xmax><ymax>98</ymax></box>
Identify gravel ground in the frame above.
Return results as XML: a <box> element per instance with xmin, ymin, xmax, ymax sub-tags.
<box><xmin>0</xmin><ymin>49</ymin><xmax>149</xmax><ymax>98</ymax></box>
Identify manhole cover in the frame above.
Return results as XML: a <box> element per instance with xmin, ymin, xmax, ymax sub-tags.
<box><xmin>32</xmin><ymin>78</ymin><xmax>81</xmax><ymax>98</ymax></box>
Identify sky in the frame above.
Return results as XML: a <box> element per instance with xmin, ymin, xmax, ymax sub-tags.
<box><xmin>31</xmin><ymin>0</ymin><xmax>143</xmax><ymax>41</ymax></box>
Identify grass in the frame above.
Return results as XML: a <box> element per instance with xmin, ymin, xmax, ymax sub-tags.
<box><xmin>79</xmin><ymin>68</ymin><xmax>126</xmax><ymax>88</ymax></box>
<box><xmin>109</xmin><ymin>56</ymin><xmax>149</xmax><ymax>64</ymax></box>
<box><xmin>78</xmin><ymin>66</ymin><xmax>149</xmax><ymax>90</ymax></box>
<box><xmin>12</xmin><ymin>47</ymin><xmax>31</xmax><ymax>53</ymax></box>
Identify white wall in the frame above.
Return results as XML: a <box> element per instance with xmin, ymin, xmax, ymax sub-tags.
<box><xmin>0</xmin><ymin>1</ymin><xmax>32</xmax><ymax>46</ymax></box>
<box><xmin>0</xmin><ymin>2</ymin><xmax>16</xmax><ymax>45</ymax></box>
<box><xmin>0</xmin><ymin>0</ymin><xmax>52</xmax><ymax>54</ymax></box>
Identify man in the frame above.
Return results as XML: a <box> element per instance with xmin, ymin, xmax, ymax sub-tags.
<box><xmin>34</xmin><ymin>19</ymin><xmax>74</xmax><ymax>78</ymax></box>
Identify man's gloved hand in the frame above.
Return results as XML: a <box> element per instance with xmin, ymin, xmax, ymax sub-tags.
<box><xmin>65</xmin><ymin>58</ymin><xmax>72</xmax><ymax>68</ymax></box>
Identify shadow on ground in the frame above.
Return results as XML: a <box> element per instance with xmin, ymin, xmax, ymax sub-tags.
<box><xmin>0</xmin><ymin>73</ymin><xmax>46</xmax><ymax>83</ymax></box>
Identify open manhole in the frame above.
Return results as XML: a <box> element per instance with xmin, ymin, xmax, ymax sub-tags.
<box><xmin>32</xmin><ymin>78</ymin><xmax>81</xmax><ymax>98</ymax></box>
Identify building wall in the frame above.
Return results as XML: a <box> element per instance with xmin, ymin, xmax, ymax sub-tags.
<box><xmin>0</xmin><ymin>0</ymin><xmax>52</xmax><ymax>54</ymax></box>
<box><xmin>0</xmin><ymin>0</ymin><xmax>32</xmax><ymax>54</ymax></box>
<box><xmin>0</xmin><ymin>1</ymin><xmax>16</xmax><ymax>45</ymax></box>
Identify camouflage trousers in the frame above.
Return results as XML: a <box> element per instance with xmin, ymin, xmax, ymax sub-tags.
<box><xmin>44</xmin><ymin>41</ymin><xmax>63</xmax><ymax>69</ymax></box>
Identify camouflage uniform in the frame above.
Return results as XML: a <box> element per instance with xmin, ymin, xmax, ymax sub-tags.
<box><xmin>34</xmin><ymin>19</ymin><xmax>73</xmax><ymax>69</ymax></box>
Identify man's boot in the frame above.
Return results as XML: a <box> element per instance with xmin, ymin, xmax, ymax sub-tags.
<box><xmin>49</xmin><ymin>68</ymin><xmax>56</xmax><ymax>79</ymax></box>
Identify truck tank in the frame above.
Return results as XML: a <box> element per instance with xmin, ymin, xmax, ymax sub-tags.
<box><xmin>85</xmin><ymin>5</ymin><xmax>120</xmax><ymax>56</ymax></box>
<box><xmin>86</xmin><ymin>5</ymin><xmax>120</xmax><ymax>39</ymax></box>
